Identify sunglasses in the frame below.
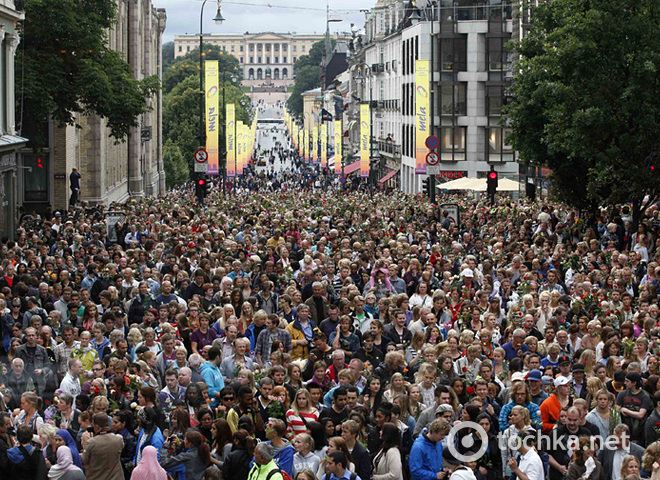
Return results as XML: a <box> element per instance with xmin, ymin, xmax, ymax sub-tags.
<box><xmin>222</xmin><ymin>396</ymin><xmax>234</xmax><ymax>401</ymax></box>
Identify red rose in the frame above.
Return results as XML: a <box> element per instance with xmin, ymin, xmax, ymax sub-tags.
<box><xmin>462</xmin><ymin>367</ymin><xmax>467</xmax><ymax>372</ymax></box>
<box><xmin>467</xmin><ymin>386</ymin><xmax>475</xmax><ymax>395</ymax></box>
<box><xmin>656</xmin><ymin>422</ymin><xmax>660</xmax><ymax>427</ymax></box>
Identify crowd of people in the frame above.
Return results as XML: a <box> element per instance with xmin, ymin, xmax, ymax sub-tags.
<box><xmin>1</xmin><ymin>119</ymin><xmax>660</xmax><ymax>480</ymax></box>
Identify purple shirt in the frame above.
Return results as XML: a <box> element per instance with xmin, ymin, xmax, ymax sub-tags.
<box><xmin>190</xmin><ymin>328</ymin><xmax>218</xmax><ymax>354</ymax></box>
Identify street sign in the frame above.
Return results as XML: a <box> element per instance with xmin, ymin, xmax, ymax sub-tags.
<box><xmin>194</xmin><ymin>149</ymin><xmax>208</xmax><ymax>163</ymax></box>
<box><xmin>226</xmin><ymin>181</ymin><xmax>233</xmax><ymax>190</ymax></box>
<box><xmin>339</xmin><ymin>176</ymin><xmax>346</xmax><ymax>184</ymax></box>
<box><xmin>426</xmin><ymin>151</ymin><xmax>440</xmax><ymax>166</ymax></box>
<box><xmin>426</xmin><ymin>165</ymin><xmax>441</xmax><ymax>175</ymax></box>
<box><xmin>440</xmin><ymin>203</ymin><xmax>461</xmax><ymax>226</ymax></box>
<box><xmin>425</xmin><ymin>136</ymin><xmax>439</xmax><ymax>150</ymax></box>
<box><xmin>194</xmin><ymin>148</ymin><xmax>209</xmax><ymax>173</ymax></box>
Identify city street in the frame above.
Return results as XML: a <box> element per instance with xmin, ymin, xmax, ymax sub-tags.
<box><xmin>254</xmin><ymin>103</ymin><xmax>295</xmax><ymax>174</ymax></box>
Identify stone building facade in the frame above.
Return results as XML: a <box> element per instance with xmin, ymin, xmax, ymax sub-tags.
<box><xmin>174</xmin><ymin>32</ymin><xmax>324</xmax><ymax>87</ymax></box>
<box><xmin>24</xmin><ymin>0</ymin><xmax>167</xmax><ymax>211</ymax></box>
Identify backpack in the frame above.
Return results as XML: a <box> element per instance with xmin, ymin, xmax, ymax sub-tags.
<box><xmin>266</xmin><ymin>468</ymin><xmax>293</xmax><ymax>480</ymax></box>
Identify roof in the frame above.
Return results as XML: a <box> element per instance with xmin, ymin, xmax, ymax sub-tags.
<box><xmin>0</xmin><ymin>134</ymin><xmax>28</xmax><ymax>149</ymax></box>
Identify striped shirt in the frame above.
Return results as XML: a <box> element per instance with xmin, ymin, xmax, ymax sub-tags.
<box><xmin>286</xmin><ymin>408</ymin><xmax>319</xmax><ymax>436</ymax></box>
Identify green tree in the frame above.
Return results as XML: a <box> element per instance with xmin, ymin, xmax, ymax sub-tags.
<box><xmin>17</xmin><ymin>0</ymin><xmax>159</xmax><ymax>143</ymax></box>
<box><xmin>506</xmin><ymin>0</ymin><xmax>660</xmax><ymax>223</ymax></box>
<box><xmin>162</xmin><ymin>47</ymin><xmax>250</xmax><ymax>177</ymax></box>
<box><xmin>286</xmin><ymin>39</ymin><xmax>332</xmax><ymax>118</ymax></box>
<box><xmin>163</xmin><ymin>140</ymin><xmax>189</xmax><ymax>187</ymax></box>
<box><xmin>162</xmin><ymin>41</ymin><xmax>175</xmax><ymax>69</ymax></box>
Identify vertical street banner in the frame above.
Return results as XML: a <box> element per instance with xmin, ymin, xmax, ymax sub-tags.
<box><xmin>226</xmin><ymin>103</ymin><xmax>236</xmax><ymax>177</ymax></box>
<box><xmin>236</xmin><ymin>122</ymin><xmax>244</xmax><ymax>176</ymax></box>
<box><xmin>360</xmin><ymin>103</ymin><xmax>370</xmax><ymax>178</ymax></box>
<box><xmin>312</xmin><ymin>122</ymin><xmax>319</xmax><ymax>165</ymax></box>
<box><xmin>334</xmin><ymin>119</ymin><xmax>342</xmax><ymax>175</ymax></box>
<box><xmin>205</xmin><ymin>60</ymin><xmax>219</xmax><ymax>175</ymax></box>
<box><xmin>304</xmin><ymin>128</ymin><xmax>309</xmax><ymax>163</ymax></box>
<box><xmin>298</xmin><ymin>126</ymin><xmax>303</xmax><ymax>156</ymax></box>
<box><xmin>415</xmin><ymin>59</ymin><xmax>429</xmax><ymax>174</ymax></box>
<box><xmin>321</xmin><ymin>123</ymin><xmax>327</xmax><ymax>168</ymax></box>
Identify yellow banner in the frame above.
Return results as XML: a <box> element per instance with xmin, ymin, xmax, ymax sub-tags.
<box><xmin>304</xmin><ymin>128</ymin><xmax>309</xmax><ymax>163</ymax></box>
<box><xmin>415</xmin><ymin>60</ymin><xmax>429</xmax><ymax>174</ymax></box>
<box><xmin>299</xmin><ymin>126</ymin><xmax>303</xmax><ymax>156</ymax></box>
<box><xmin>312</xmin><ymin>123</ymin><xmax>319</xmax><ymax>165</ymax></box>
<box><xmin>334</xmin><ymin>119</ymin><xmax>342</xmax><ymax>175</ymax></box>
<box><xmin>237</xmin><ymin>122</ymin><xmax>244</xmax><ymax>176</ymax></box>
<box><xmin>360</xmin><ymin>103</ymin><xmax>370</xmax><ymax>178</ymax></box>
<box><xmin>321</xmin><ymin>123</ymin><xmax>327</xmax><ymax>168</ymax></box>
<box><xmin>205</xmin><ymin>61</ymin><xmax>219</xmax><ymax>175</ymax></box>
<box><xmin>226</xmin><ymin>103</ymin><xmax>235</xmax><ymax>177</ymax></box>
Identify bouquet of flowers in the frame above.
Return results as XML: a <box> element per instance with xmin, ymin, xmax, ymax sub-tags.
<box><xmin>44</xmin><ymin>399</ymin><xmax>62</xmax><ymax>426</ymax></box>
<box><xmin>125</xmin><ymin>374</ymin><xmax>143</xmax><ymax>393</ymax></box>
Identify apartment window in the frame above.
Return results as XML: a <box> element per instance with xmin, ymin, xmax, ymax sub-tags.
<box><xmin>274</xmin><ymin>57</ymin><xmax>278</xmax><ymax>63</ymax></box>
<box><xmin>266</xmin><ymin>44</ymin><xmax>271</xmax><ymax>51</ymax></box>
<box><xmin>440</xmin><ymin>37</ymin><xmax>467</xmax><ymax>72</ymax></box>
<box><xmin>283</xmin><ymin>56</ymin><xmax>287</xmax><ymax>63</ymax></box>
<box><xmin>186</xmin><ymin>46</ymin><xmax>190</xmax><ymax>52</ymax></box>
<box><xmin>487</xmin><ymin>127</ymin><xmax>514</xmax><ymax>162</ymax></box>
<box><xmin>440</xmin><ymin>84</ymin><xmax>467</xmax><ymax>116</ymax></box>
<box><xmin>441</xmin><ymin>127</ymin><xmax>466</xmax><ymax>161</ymax></box>
<box><xmin>488</xmin><ymin>37</ymin><xmax>511</xmax><ymax>71</ymax></box>
<box><xmin>178</xmin><ymin>46</ymin><xmax>182</xmax><ymax>52</ymax></box>
<box><xmin>293</xmin><ymin>45</ymin><xmax>297</xmax><ymax>52</ymax></box>
<box><xmin>282</xmin><ymin>45</ymin><xmax>287</xmax><ymax>52</ymax></box>
<box><xmin>250</xmin><ymin>44</ymin><xmax>254</xmax><ymax>51</ymax></box>
<box><xmin>240</xmin><ymin>46</ymin><xmax>244</xmax><ymax>52</ymax></box>
<box><xmin>231</xmin><ymin>45</ymin><xmax>235</xmax><ymax>52</ymax></box>
<box><xmin>258</xmin><ymin>56</ymin><xmax>262</xmax><ymax>63</ymax></box>
<box><xmin>250</xmin><ymin>57</ymin><xmax>254</xmax><ymax>63</ymax></box>
<box><xmin>240</xmin><ymin>57</ymin><xmax>244</xmax><ymax>63</ymax></box>
<box><xmin>293</xmin><ymin>56</ymin><xmax>297</xmax><ymax>63</ymax></box>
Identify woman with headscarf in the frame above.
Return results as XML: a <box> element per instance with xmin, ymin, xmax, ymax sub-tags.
<box><xmin>130</xmin><ymin>445</ymin><xmax>167</xmax><ymax>480</ymax></box>
<box><xmin>134</xmin><ymin>406</ymin><xmax>165</xmax><ymax>466</ymax></box>
<box><xmin>55</xmin><ymin>429</ymin><xmax>83</xmax><ymax>469</ymax></box>
<box><xmin>47</xmin><ymin>446</ymin><xmax>85</xmax><ymax>480</ymax></box>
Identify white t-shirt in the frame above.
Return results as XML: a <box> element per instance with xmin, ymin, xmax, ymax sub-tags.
<box><xmin>518</xmin><ymin>448</ymin><xmax>544</xmax><ymax>480</ymax></box>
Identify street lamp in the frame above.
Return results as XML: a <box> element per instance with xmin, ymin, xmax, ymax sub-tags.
<box><xmin>198</xmin><ymin>0</ymin><xmax>225</xmax><ymax>176</ymax></box>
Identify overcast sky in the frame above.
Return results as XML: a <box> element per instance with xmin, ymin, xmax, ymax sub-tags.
<box><xmin>155</xmin><ymin>0</ymin><xmax>377</xmax><ymax>43</ymax></box>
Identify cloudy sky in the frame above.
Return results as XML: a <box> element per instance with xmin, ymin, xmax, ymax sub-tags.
<box><xmin>155</xmin><ymin>0</ymin><xmax>377</xmax><ymax>43</ymax></box>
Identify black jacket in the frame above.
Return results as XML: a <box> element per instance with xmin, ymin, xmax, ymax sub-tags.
<box><xmin>223</xmin><ymin>447</ymin><xmax>253</xmax><ymax>480</ymax></box>
<box><xmin>349</xmin><ymin>441</ymin><xmax>372</xmax><ymax>480</ymax></box>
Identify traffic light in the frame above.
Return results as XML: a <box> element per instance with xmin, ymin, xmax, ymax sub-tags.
<box><xmin>422</xmin><ymin>177</ymin><xmax>431</xmax><ymax>197</ymax></box>
<box><xmin>195</xmin><ymin>178</ymin><xmax>209</xmax><ymax>202</ymax></box>
<box><xmin>322</xmin><ymin>167</ymin><xmax>329</xmax><ymax>176</ymax></box>
<box><xmin>487</xmin><ymin>169</ymin><xmax>498</xmax><ymax>196</ymax></box>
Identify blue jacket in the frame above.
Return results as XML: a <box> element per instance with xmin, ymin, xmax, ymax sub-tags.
<box><xmin>251</xmin><ymin>440</ymin><xmax>296</xmax><ymax>477</ymax></box>
<box><xmin>134</xmin><ymin>427</ymin><xmax>165</xmax><ymax>464</ymax></box>
<box><xmin>409</xmin><ymin>431</ymin><xmax>443</xmax><ymax>480</ymax></box>
<box><xmin>244</xmin><ymin>324</ymin><xmax>259</xmax><ymax>351</ymax></box>
<box><xmin>200</xmin><ymin>360</ymin><xmax>225</xmax><ymax>407</ymax></box>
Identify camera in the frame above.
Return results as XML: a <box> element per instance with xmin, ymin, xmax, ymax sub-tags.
<box><xmin>86</xmin><ymin>426</ymin><xmax>94</xmax><ymax>434</ymax></box>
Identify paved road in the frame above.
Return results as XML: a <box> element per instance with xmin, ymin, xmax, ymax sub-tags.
<box><xmin>253</xmin><ymin>103</ymin><xmax>294</xmax><ymax>174</ymax></box>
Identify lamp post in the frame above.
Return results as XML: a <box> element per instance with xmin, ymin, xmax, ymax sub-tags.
<box><xmin>198</xmin><ymin>0</ymin><xmax>225</xmax><ymax>178</ymax></box>
<box><xmin>356</xmin><ymin>66</ymin><xmax>374</xmax><ymax>198</ymax></box>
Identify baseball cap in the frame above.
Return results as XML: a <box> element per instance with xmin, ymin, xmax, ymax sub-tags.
<box><xmin>571</xmin><ymin>363</ymin><xmax>585</xmax><ymax>372</ymax></box>
<box><xmin>554</xmin><ymin>375</ymin><xmax>572</xmax><ymax>388</ymax></box>
<box><xmin>435</xmin><ymin>404</ymin><xmax>453</xmax><ymax>415</ymax></box>
<box><xmin>442</xmin><ymin>448</ymin><xmax>461</xmax><ymax>466</ymax></box>
<box><xmin>187</xmin><ymin>242</ymin><xmax>196</xmax><ymax>248</ymax></box>
<box><xmin>541</xmin><ymin>375</ymin><xmax>553</xmax><ymax>386</ymax></box>
<box><xmin>558</xmin><ymin>355</ymin><xmax>571</xmax><ymax>365</ymax></box>
<box><xmin>511</xmin><ymin>372</ymin><xmax>526</xmax><ymax>382</ymax></box>
<box><xmin>462</xmin><ymin>268</ymin><xmax>474</xmax><ymax>278</ymax></box>
<box><xmin>527</xmin><ymin>370</ymin><xmax>542</xmax><ymax>382</ymax></box>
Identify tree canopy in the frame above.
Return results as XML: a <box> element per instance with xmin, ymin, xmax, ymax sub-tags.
<box><xmin>506</xmin><ymin>0</ymin><xmax>660</xmax><ymax>221</ymax></box>
<box><xmin>162</xmin><ymin>45</ymin><xmax>251</xmax><ymax>185</ymax></box>
<box><xmin>17</xmin><ymin>0</ymin><xmax>159</xmax><ymax>143</ymax></box>
<box><xmin>286</xmin><ymin>40</ymin><xmax>329</xmax><ymax>118</ymax></box>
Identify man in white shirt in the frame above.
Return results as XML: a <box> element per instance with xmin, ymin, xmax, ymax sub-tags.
<box><xmin>59</xmin><ymin>358</ymin><xmax>83</xmax><ymax>405</ymax></box>
<box><xmin>508</xmin><ymin>429</ymin><xmax>544</xmax><ymax>480</ymax></box>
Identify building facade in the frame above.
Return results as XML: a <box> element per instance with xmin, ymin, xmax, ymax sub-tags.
<box><xmin>345</xmin><ymin>0</ymin><xmax>519</xmax><ymax>195</ymax></box>
<box><xmin>0</xmin><ymin>0</ymin><xmax>27</xmax><ymax>240</ymax></box>
<box><xmin>19</xmin><ymin>0</ymin><xmax>167</xmax><ymax>212</ymax></box>
<box><xmin>174</xmin><ymin>32</ymin><xmax>325</xmax><ymax>86</ymax></box>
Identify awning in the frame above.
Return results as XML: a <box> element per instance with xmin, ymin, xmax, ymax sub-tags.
<box><xmin>438</xmin><ymin>177</ymin><xmax>523</xmax><ymax>192</ymax></box>
<box><xmin>379</xmin><ymin>169</ymin><xmax>398</xmax><ymax>184</ymax></box>
<box><xmin>344</xmin><ymin>161</ymin><xmax>361</xmax><ymax>174</ymax></box>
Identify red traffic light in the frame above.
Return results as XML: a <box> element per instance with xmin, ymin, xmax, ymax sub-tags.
<box><xmin>488</xmin><ymin>171</ymin><xmax>498</xmax><ymax>180</ymax></box>
<box><xmin>198</xmin><ymin>179</ymin><xmax>206</xmax><ymax>185</ymax></box>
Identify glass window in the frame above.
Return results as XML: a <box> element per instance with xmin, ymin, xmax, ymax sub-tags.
<box><xmin>488</xmin><ymin>127</ymin><xmax>514</xmax><ymax>162</ymax></box>
<box><xmin>440</xmin><ymin>84</ymin><xmax>467</xmax><ymax>116</ymax></box>
<box><xmin>441</xmin><ymin>127</ymin><xmax>466</xmax><ymax>161</ymax></box>
<box><xmin>240</xmin><ymin>46</ymin><xmax>244</xmax><ymax>52</ymax></box>
<box><xmin>488</xmin><ymin>37</ymin><xmax>511</xmax><ymax>71</ymax></box>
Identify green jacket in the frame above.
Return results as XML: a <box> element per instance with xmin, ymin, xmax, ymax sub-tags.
<box><xmin>247</xmin><ymin>459</ymin><xmax>284</xmax><ymax>480</ymax></box>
